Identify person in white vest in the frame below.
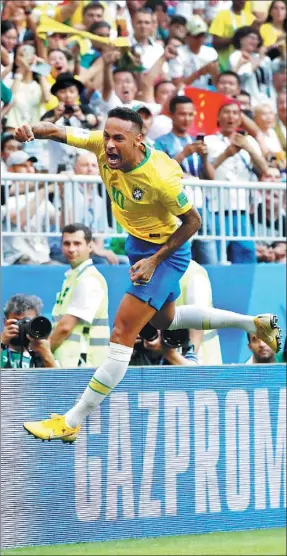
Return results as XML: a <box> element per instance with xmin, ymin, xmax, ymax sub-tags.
<box><xmin>177</xmin><ymin>260</ymin><xmax>222</xmax><ymax>365</ymax></box>
<box><xmin>49</xmin><ymin>223</ymin><xmax>110</xmax><ymax>368</ymax></box>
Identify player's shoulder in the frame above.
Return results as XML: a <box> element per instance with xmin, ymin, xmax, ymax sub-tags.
<box><xmin>150</xmin><ymin>146</ymin><xmax>183</xmax><ymax>180</ymax></box>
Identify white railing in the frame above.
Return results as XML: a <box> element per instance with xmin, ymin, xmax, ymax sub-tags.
<box><xmin>2</xmin><ymin>174</ymin><xmax>286</xmax><ymax>264</ymax></box>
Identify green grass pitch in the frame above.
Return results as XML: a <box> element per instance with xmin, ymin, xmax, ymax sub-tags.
<box><xmin>2</xmin><ymin>528</ymin><xmax>286</xmax><ymax>556</ymax></box>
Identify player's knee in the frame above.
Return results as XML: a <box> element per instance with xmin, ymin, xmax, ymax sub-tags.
<box><xmin>110</xmin><ymin>318</ymin><xmax>134</xmax><ymax>345</ymax></box>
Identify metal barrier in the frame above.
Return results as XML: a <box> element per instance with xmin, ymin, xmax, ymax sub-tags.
<box><xmin>2</xmin><ymin>174</ymin><xmax>286</xmax><ymax>264</ymax></box>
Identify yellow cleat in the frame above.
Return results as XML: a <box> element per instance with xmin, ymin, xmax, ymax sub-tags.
<box><xmin>23</xmin><ymin>414</ymin><xmax>81</xmax><ymax>443</ymax></box>
<box><xmin>254</xmin><ymin>314</ymin><xmax>282</xmax><ymax>353</ymax></box>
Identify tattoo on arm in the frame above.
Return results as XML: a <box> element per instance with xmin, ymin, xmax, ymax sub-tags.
<box><xmin>33</xmin><ymin>122</ymin><xmax>67</xmax><ymax>143</ymax></box>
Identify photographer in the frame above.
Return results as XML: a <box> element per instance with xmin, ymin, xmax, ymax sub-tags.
<box><xmin>1</xmin><ymin>294</ymin><xmax>55</xmax><ymax>369</ymax></box>
<box><xmin>130</xmin><ymin>324</ymin><xmax>198</xmax><ymax>366</ymax></box>
<box><xmin>41</xmin><ymin>72</ymin><xmax>98</xmax><ymax>173</ymax></box>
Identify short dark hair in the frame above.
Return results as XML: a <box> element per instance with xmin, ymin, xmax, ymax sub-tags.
<box><xmin>232</xmin><ymin>25</ymin><xmax>262</xmax><ymax>49</ymax></box>
<box><xmin>1</xmin><ymin>133</ymin><xmax>18</xmax><ymax>151</ymax></box>
<box><xmin>238</xmin><ymin>89</ymin><xmax>251</xmax><ymax>98</ymax></box>
<box><xmin>217</xmin><ymin>70</ymin><xmax>241</xmax><ymax>87</ymax></box>
<box><xmin>154</xmin><ymin>79</ymin><xmax>174</xmax><ymax>97</ymax></box>
<box><xmin>170</xmin><ymin>15</ymin><xmax>187</xmax><ymax>26</ymax></box>
<box><xmin>62</xmin><ymin>223</ymin><xmax>92</xmax><ymax>243</ymax></box>
<box><xmin>112</xmin><ymin>68</ymin><xmax>136</xmax><ymax>80</ymax></box>
<box><xmin>107</xmin><ymin>106</ymin><xmax>143</xmax><ymax>132</ymax></box>
<box><xmin>247</xmin><ymin>333</ymin><xmax>251</xmax><ymax>342</ymax></box>
<box><xmin>1</xmin><ymin>21</ymin><xmax>17</xmax><ymax>36</ymax></box>
<box><xmin>169</xmin><ymin>95</ymin><xmax>193</xmax><ymax>114</ymax></box>
<box><xmin>89</xmin><ymin>21</ymin><xmax>111</xmax><ymax>34</ymax></box>
<box><xmin>83</xmin><ymin>2</ymin><xmax>104</xmax><ymax>16</ymax></box>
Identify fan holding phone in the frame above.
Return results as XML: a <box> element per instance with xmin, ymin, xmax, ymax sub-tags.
<box><xmin>5</xmin><ymin>44</ymin><xmax>51</xmax><ymax>133</ymax></box>
<box><xmin>154</xmin><ymin>95</ymin><xmax>218</xmax><ymax>265</ymax></box>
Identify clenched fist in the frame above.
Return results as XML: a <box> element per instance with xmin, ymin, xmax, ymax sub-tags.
<box><xmin>14</xmin><ymin>124</ymin><xmax>34</xmax><ymax>143</ymax></box>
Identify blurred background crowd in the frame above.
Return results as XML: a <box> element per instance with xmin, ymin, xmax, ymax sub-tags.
<box><xmin>1</xmin><ymin>0</ymin><xmax>286</xmax><ymax>267</ymax></box>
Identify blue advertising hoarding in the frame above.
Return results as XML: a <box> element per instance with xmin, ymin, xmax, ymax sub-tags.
<box><xmin>1</xmin><ymin>263</ymin><xmax>286</xmax><ymax>364</ymax></box>
<box><xmin>1</xmin><ymin>365</ymin><xmax>286</xmax><ymax>549</ymax></box>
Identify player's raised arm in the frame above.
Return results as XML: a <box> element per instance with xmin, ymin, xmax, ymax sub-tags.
<box><xmin>14</xmin><ymin>123</ymin><xmax>103</xmax><ymax>155</ymax></box>
<box><xmin>14</xmin><ymin>123</ymin><xmax>67</xmax><ymax>144</ymax></box>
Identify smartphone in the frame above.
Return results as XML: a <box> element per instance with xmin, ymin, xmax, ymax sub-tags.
<box><xmin>22</xmin><ymin>44</ymin><xmax>35</xmax><ymax>65</ymax></box>
<box><xmin>196</xmin><ymin>134</ymin><xmax>205</xmax><ymax>141</ymax></box>
<box><xmin>57</xmin><ymin>163</ymin><xmax>67</xmax><ymax>173</ymax></box>
<box><xmin>30</xmin><ymin>61</ymin><xmax>51</xmax><ymax>76</ymax></box>
<box><xmin>237</xmin><ymin>129</ymin><xmax>247</xmax><ymax>136</ymax></box>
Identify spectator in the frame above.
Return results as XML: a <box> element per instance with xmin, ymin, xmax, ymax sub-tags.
<box><xmin>1</xmin><ymin>132</ymin><xmax>23</xmax><ymax>173</ymax></box>
<box><xmin>1</xmin><ymin>21</ymin><xmax>18</xmax><ymax>82</ymax></box>
<box><xmin>80</xmin><ymin>21</ymin><xmax>111</xmax><ymax>70</ymax></box>
<box><xmin>205</xmin><ymin>101</ymin><xmax>269</xmax><ymax>263</ymax></box>
<box><xmin>236</xmin><ymin>89</ymin><xmax>253</xmax><ymax>119</ymax></box>
<box><xmin>147</xmin><ymin>79</ymin><xmax>175</xmax><ymax>139</ymax></box>
<box><xmin>260</xmin><ymin>0</ymin><xmax>286</xmax><ymax>50</ymax></box>
<box><xmin>131</xmin><ymin>8</ymin><xmax>164</xmax><ymax>71</ymax></box>
<box><xmin>254</xmin><ymin>102</ymin><xmax>284</xmax><ymax>159</ymax></box>
<box><xmin>169</xmin><ymin>15</ymin><xmax>219</xmax><ymax>91</ymax></box>
<box><xmin>5</xmin><ymin>44</ymin><xmax>50</xmax><ymax>133</ymax></box>
<box><xmin>101</xmin><ymin>49</ymin><xmax>161</xmax><ymax>116</ymax></box>
<box><xmin>41</xmin><ymin>72</ymin><xmax>98</xmax><ymax>173</ymax></box>
<box><xmin>74</xmin><ymin>2</ymin><xmax>105</xmax><ymax>31</ymax></box>
<box><xmin>168</xmin><ymin>15</ymin><xmax>187</xmax><ymax>40</ymax></box>
<box><xmin>250</xmin><ymin>186</ymin><xmax>286</xmax><ymax>263</ymax></box>
<box><xmin>49</xmin><ymin>223</ymin><xmax>110</xmax><ymax>368</ymax></box>
<box><xmin>246</xmin><ymin>333</ymin><xmax>276</xmax><ymax>363</ymax></box>
<box><xmin>209</xmin><ymin>0</ymin><xmax>256</xmax><ymax>71</ymax></box>
<box><xmin>2</xmin><ymin>151</ymin><xmax>58</xmax><ymax>265</ymax></box>
<box><xmin>46</xmin><ymin>32</ymin><xmax>68</xmax><ymax>52</ymax></box>
<box><xmin>134</xmin><ymin>104</ymin><xmax>154</xmax><ymax>145</ymax></box>
<box><xmin>216</xmin><ymin>70</ymin><xmax>241</xmax><ymax>96</ymax></box>
<box><xmin>275</xmin><ymin>88</ymin><xmax>286</xmax><ymax>150</ymax></box>
<box><xmin>155</xmin><ymin>95</ymin><xmax>217</xmax><ymax>264</ymax></box>
<box><xmin>1</xmin><ymin>294</ymin><xmax>55</xmax><ymax>369</ymax></box>
<box><xmin>45</xmin><ymin>49</ymin><xmax>71</xmax><ymax>111</ymax></box>
<box><xmin>229</xmin><ymin>26</ymin><xmax>273</xmax><ymax>106</ymax></box>
<box><xmin>155</xmin><ymin>96</ymin><xmax>214</xmax><ymax>181</ymax></box>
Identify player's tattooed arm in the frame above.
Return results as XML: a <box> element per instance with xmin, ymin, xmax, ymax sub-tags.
<box><xmin>152</xmin><ymin>207</ymin><xmax>201</xmax><ymax>265</ymax></box>
<box><xmin>14</xmin><ymin>123</ymin><xmax>67</xmax><ymax>144</ymax></box>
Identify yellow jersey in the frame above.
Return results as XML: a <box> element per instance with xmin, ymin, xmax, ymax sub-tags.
<box><xmin>66</xmin><ymin>128</ymin><xmax>192</xmax><ymax>244</ymax></box>
<box><xmin>209</xmin><ymin>9</ymin><xmax>255</xmax><ymax>71</ymax></box>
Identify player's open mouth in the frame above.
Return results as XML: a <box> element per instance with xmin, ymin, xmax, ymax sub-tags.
<box><xmin>107</xmin><ymin>153</ymin><xmax>121</xmax><ymax>166</ymax></box>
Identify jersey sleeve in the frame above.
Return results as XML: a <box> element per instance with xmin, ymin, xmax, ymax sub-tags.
<box><xmin>209</xmin><ymin>12</ymin><xmax>227</xmax><ymax>37</ymax></box>
<box><xmin>157</xmin><ymin>158</ymin><xmax>192</xmax><ymax>216</ymax></box>
<box><xmin>66</xmin><ymin>128</ymin><xmax>104</xmax><ymax>155</ymax></box>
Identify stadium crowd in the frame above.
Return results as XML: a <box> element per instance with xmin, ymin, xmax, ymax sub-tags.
<box><xmin>1</xmin><ymin>0</ymin><xmax>286</xmax><ymax>267</ymax></box>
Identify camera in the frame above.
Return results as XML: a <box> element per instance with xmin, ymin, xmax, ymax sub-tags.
<box><xmin>139</xmin><ymin>323</ymin><xmax>190</xmax><ymax>349</ymax></box>
<box><xmin>10</xmin><ymin>316</ymin><xmax>52</xmax><ymax>348</ymax></box>
<box><xmin>64</xmin><ymin>105</ymin><xmax>75</xmax><ymax>114</ymax></box>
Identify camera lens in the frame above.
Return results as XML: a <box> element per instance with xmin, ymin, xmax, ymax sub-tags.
<box><xmin>28</xmin><ymin>316</ymin><xmax>52</xmax><ymax>339</ymax></box>
<box><xmin>139</xmin><ymin>323</ymin><xmax>158</xmax><ymax>342</ymax></box>
<box><xmin>161</xmin><ymin>329</ymin><xmax>190</xmax><ymax>348</ymax></box>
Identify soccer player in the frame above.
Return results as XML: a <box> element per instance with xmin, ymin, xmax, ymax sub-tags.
<box><xmin>14</xmin><ymin>107</ymin><xmax>281</xmax><ymax>443</ymax></box>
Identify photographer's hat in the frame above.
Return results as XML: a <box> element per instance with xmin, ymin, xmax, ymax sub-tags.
<box><xmin>51</xmin><ymin>72</ymin><xmax>84</xmax><ymax>96</ymax></box>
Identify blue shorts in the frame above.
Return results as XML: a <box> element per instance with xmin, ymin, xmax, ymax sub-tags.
<box><xmin>125</xmin><ymin>235</ymin><xmax>191</xmax><ymax>311</ymax></box>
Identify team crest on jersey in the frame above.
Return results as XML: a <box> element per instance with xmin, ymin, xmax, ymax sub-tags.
<box><xmin>132</xmin><ymin>187</ymin><xmax>144</xmax><ymax>201</ymax></box>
